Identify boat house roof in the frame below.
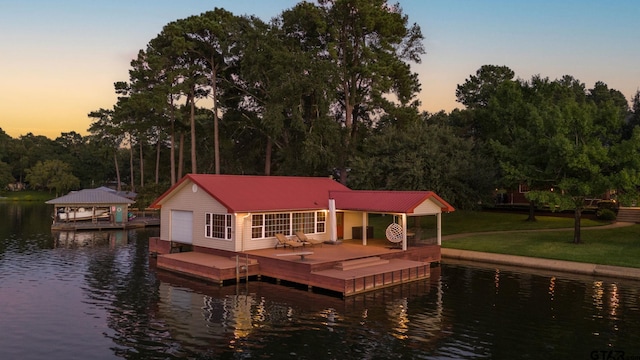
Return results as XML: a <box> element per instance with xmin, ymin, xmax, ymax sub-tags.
<box><xmin>46</xmin><ymin>189</ymin><xmax>135</xmax><ymax>205</ymax></box>
<box><xmin>94</xmin><ymin>186</ymin><xmax>137</xmax><ymax>200</ymax></box>
<box><xmin>151</xmin><ymin>174</ymin><xmax>454</xmax><ymax>215</ymax></box>
<box><xmin>331</xmin><ymin>190</ymin><xmax>455</xmax><ymax>214</ymax></box>
<box><xmin>151</xmin><ymin>174</ymin><xmax>350</xmax><ymax>212</ymax></box>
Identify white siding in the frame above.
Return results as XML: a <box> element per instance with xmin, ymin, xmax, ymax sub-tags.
<box><xmin>159</xmin><ymin>180</ymin><xmax>235</xmax><ymax>251</ymax></box>
<box><xmin>412</xmin><ymin>199</ymin><xmax>443</xmax><ymax>215</ymax></box>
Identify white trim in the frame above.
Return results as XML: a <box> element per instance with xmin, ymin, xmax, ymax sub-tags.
<box><xmin>361</xmin><ymin>212</ymin><xmax>368</xmax><ymax>246</ymax></box>
<box><xmin>204</xmin><ymin>213</ymin><xmax>232</xmax><ymax>241</ymax></box>
<box><xmin>250</xmin><ymin>211</ymin><xmax>327</xmax><ymax>239</ymax></box>
<box><xmin>329</xmin><ymin>199</ymin><xmax>337</xmax><ymax>242</ymax></box>
<box><xmin>437</xmin><ymin>213</ymin><xmax>442</xmax><ymax>245</ymax></box>
<box><xmin>402</xmin><ymin>213</ymin><xmax>407</xmax><ymax>251</ymax></box>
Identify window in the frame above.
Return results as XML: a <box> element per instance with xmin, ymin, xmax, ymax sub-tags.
<box><xmin>293</xmin><ymin>212</ymin><xmax>315</xmax><ymax>233</ymax></box>
<box><xmin>251</xmin><ymin>211</ymin><xmax>327</xmax><ymax>239</ymax></box>
<box><xmin>265</xmin><ymin>213</ymin><xmax>290</xmax><ymax>237</ymax></box>
<box><xmin>251</xmin><ymin>214</ymin><xmax>263</xmax><ymax>239</ymax></box>
<box><xmin>205</xmin><ymin>213</ymin><xmax>232</xmax><ymax>240</ymax></box>
<box><xmin>316</xmin><ymin>211</ymin><xmax>326</xmax><ymax>233</ymax></box>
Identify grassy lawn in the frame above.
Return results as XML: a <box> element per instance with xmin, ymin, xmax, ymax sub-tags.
<box><xmin>442</xmin><ymin>225</ymin><xmax>640</xmax><ymax>268</ymax></box>
<box><xmin>438</xmin><ymin>210</ymin><xmax>607</xmax><ymax>234</ymax></box>
<box><xmin>369</xmin><ymin>210</ymin><xmax>639</xmax><ymax>268</ymax></box>
<box><xmin>368</xmin><ymin>210</ymin><xmax>607</xmax><ymax>238</ymax></box>
<box><xmin>0</xmin><ymin>190</ymin><xmax>54</xmax><ymax>202</ymax></box>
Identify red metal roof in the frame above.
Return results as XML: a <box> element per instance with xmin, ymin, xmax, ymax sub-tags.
<box><xmin>330</xmin><ymin>190</ymin><xmax>455</xmax><ymax>213</ymax></box>
<box><xmin>151</xmin><ymin>174</ymin><xmax>455</xmax><ymax>214</ymax></box>
<box><xmin>151</xmin><ymin>174</ymin><xmax>350</xmax><ymax>212</ymax></box>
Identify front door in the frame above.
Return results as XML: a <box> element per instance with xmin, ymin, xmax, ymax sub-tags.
<box><xmin>336</xmin><ymin>212</ymin><xmax>344</xmax><ymax>240</ymax></box>
<box><xmin>115</xmin><ymin>206</ymin><xmax>124</xmax><ymax>223</ymax></box>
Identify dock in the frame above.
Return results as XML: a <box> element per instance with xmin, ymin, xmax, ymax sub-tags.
<box><xmin>151</xmin><ymin>238</ymin><xmax>440</xmax><ymax>297</ymax></box>
<box><xmin>51</xmin><ymin>217</ymin><xmax>160</xmax><ymax>231</ymax></box>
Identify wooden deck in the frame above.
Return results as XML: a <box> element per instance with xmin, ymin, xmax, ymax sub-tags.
<box><xmin>151</xmin><ymin>238</ymin><xmax>440</xmax><ymax>297</ymax></box>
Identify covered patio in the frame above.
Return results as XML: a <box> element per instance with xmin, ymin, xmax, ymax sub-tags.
<box><xmin>328</xmin><ymin>190</ymin><xmax>455</xmax><ymax>251</ymax></box>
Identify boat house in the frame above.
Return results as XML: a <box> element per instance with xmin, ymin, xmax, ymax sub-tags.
<box><xmin>46</xmin><ymin>188</ymin><xmax>135</xmax><ymax>230</ymax></box>
<box><xmin>149</xmin><ymin>174</ymin><xmax>455</xmax><ymax>296</ymax></box>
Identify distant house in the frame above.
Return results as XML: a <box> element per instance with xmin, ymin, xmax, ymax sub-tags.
<box><xmin>150</xmin><ymin>174</ymin><xmax>455</xmax><ymax>252</ymax></box>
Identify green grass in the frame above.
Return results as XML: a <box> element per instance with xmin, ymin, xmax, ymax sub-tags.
<box><xmin>438</xmin><ymin>210</ymin><xmax>607</xmax><ymax>234</ymax></box>
<box><xmin>368</xmin><ymin>210</ymin><xmax>639</xmax><ymax>268</ymax></box>
<box><xmin>368</xmin><ymin>210</ymin><xmax>607</xmax><ymax>238</ymax></box>
<box><xmin>442</xmin><ymin>225</ymin><xmax>640</xmax><ymax>268</ymax></box>
<box><xmin>0</xmin><ymin>190</ymin><xmax>55</xmax><ymax>202</ymax></box>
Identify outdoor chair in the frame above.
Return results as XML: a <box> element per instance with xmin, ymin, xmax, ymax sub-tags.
<box><xmin>294</xmin><ymin>231</ymin><xmax>323</xmax><ymax>247</ymax></box>
<box><xmin>385</xmin><ymin>223</ymin><xmax>404</xmax><ymax>249</ymax></box>
<box><xmin>275</xmin><ymin>233</ymin><xmax>305</xmax><ymax>249</ymax></box>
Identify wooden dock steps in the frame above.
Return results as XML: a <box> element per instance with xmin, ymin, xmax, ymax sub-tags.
<box><xmin>616</xmin><ymin>207</ymin><xmax>640</xmax><ymax>223</ymax></box>
<box><xmin>335</xmin><ymin>256</ymin><xmax>389</xmax><ymax>271</ymax></box>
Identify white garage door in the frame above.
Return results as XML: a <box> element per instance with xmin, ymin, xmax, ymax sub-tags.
<box><xmin>171</xmin><ymin>210</ymin><xmax>193</xmax><ymax>244</ymax></box>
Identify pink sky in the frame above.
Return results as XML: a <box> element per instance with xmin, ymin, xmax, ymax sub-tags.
<box><xmin>1</xmin><ymin>0</ymin><xmax>638</xmax><ymax>139</ymax></box>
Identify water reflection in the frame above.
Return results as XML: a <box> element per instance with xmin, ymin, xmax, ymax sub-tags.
<box><xmin>150</xmin><ymin>268</ymin><xmax>443</xmax><ymax>359</ymax></box>
<box><xmin>53</xmin><ymin>230</ymin><xmax>129</xmax><ymax>248</ymax></box>
<box><xmin>3</xmin><ymin>202</ymin><xmax>640</xmax><ymax>359</ymax></box>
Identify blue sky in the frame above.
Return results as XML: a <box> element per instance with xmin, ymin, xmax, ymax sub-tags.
<box><xmin>1</xmin><ymin>0</ymin><xmax>638</xmax><ymax>138</ymax></box>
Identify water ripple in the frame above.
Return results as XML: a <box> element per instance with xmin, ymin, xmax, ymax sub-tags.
<box><xmin>3</xmin><ymin>206</ymin><xmax>640</xmax><ymax>359</ymax></box>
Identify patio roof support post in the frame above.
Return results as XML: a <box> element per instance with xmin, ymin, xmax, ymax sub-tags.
<box><xmin>362</xmin><ymin>212</ymin><xmax>367</xmax><ymax>246</ymax></box>
<box><xmin>329</xmin><ymin>198</ymin><xmax>337</xmax><ymax>242</ymax></box>
<box><xmin>437</xmin><ymin>212</ymin><xmax>442</xmax><ymax>245</ymax></box>
<box><xmin>402</xmin><ymin>213</ymin><xmax>407</xmax><ymax>251</ymax></box>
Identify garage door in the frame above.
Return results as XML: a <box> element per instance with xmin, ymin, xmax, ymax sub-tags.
<box><xmin>171</xmin><ymin>210</ymin><xmax>193</xmax><ymax>244</ymax></box>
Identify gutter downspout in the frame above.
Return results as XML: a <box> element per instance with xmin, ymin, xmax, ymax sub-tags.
<box><xmin>241</xmin><ymin>213</ymin><xmax>251</xmax><ymax>252</ymax></box>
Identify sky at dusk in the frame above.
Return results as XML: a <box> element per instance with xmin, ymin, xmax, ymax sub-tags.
<box><xmin>1</xmin><ymin>0</ymin><xmax>639</xmax><ymax>139</ymax></box>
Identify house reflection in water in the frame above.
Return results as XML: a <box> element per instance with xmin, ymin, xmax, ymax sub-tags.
<box><xmin>152</xmin><ymin>270</ymin><xmax>445</xmax><ymax>355</ymax></box>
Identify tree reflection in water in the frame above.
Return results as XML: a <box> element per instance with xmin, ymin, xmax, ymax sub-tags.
<box><xmin>2</xmin><ymin>202</ymin><xmax>640</xmax><ymax>359</ymax></box>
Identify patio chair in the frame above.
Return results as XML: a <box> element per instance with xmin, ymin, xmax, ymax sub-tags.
<box><xmin>294</xmin><ymin>231</ymin><xmax>323</xmax><ymax>247</ymax></box>
<box><xmin>275</xmin><ymin>233</ymin><xmax>305</xmax><ymax>249</ymax></box>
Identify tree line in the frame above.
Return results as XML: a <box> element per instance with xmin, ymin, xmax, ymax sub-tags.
<box><xmin>2</xmin><ymin>1</ymin><xmax>640</xmax><ymax>243</ymax></box>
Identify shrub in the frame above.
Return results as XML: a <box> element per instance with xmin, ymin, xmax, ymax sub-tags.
<box><xmin>596</xmin><ymin>208</ymin><xmax>617</xmax><ymax>221</ymax></box>
<box><xmin>597</xmin><ymin>200</ymin><xmax>617</xmax><ymax>211</ymax></box>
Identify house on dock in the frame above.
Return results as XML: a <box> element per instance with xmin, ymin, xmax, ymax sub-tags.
<box><xmin>46</xmin><ymin>188</ymin><xmax>135</xmax><ymax>230</ymax></box>
<box><xmin>148</xmin><ymin>174</ymin><xmax>455</xmax><ymax>296</ymax></box>
<box><xmin>149</xmin><ymin>174</ymin><xmax>454</xmax><ymax>254</ymax></box>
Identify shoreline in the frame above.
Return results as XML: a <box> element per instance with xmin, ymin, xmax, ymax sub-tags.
<box><xmin>441</xmin><ymin>248</ymin><xmax>640</xmax><ymax>281</ymax></box>
<box><xmin>440</xmin><ymin>221</ymin><xmax>640</xmax><ymax>281</ymax></box>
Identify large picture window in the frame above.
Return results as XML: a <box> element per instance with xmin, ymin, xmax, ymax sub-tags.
<box><xmin>251</xmin><ymin>211</ymin><xmax>326</xmax><ymax>239</ymax></box>
<box><xmin>205</xmin><ymin>213</ymin><xmax>232</xmax><ymax>240</ymax></box>
<box><xmin>293</xmin><ymin>212</ymin><xmax>315</xmax><ymax>234</ymax></box>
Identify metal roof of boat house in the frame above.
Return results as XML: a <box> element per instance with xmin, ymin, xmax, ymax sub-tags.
<box><xmin>46</xmin><ymin>189</ymin><xmax>135</xmax><ymax>205</ymax></box>
<box><xmin>330</xmin><ymin>190</ymin><xmax>455</xmax><ymax>213</ymax></box>
<box><xmin>151</xmin><ymin>174</ymin><xmax>350</xmax><ymax>213</ymax></box>
<box><xmin>151</xmin><ymin>174</ymin><xmax>454</xmax><ymax>214</ymax></box>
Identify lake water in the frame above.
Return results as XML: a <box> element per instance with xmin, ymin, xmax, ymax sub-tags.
<box><xmin>2</xmin><ymin>202</ymin><xmax>640</xmax><ymax>359</ymax></box>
